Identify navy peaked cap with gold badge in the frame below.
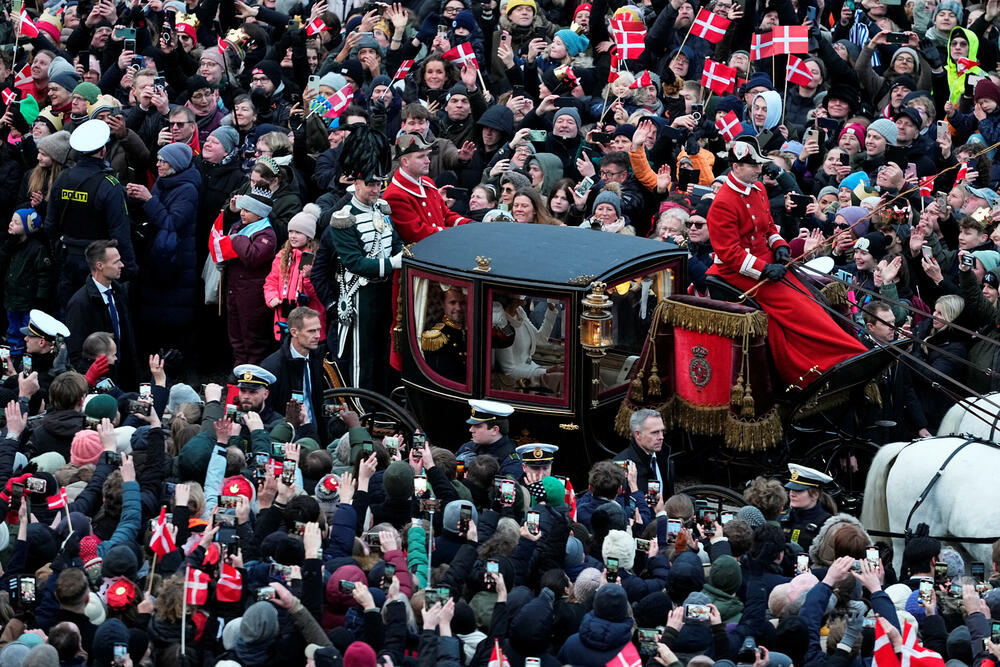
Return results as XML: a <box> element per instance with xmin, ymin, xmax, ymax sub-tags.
<box><xmin>233</xmin><ymin>364</ymin><xmax>276</xmax><ymax>389</ymax></box>
<box><xmin>785</xmin><ymin>463</ymin><xmax>833</xmax><ymax>491</ymax></box>
<box><xmin>515</xmin><ymin>443</ymin><xmax>558</xmax><ymax>466</ymax></box>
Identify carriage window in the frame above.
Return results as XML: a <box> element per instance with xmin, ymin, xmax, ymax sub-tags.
<box><xmin>486</xmin><ymin>289</ymin><xmax>569</xmax><ymax>404</ymax></box>
<box><xmin>410</xmin><ymin>275</ymin><xmax>472</xmax><ymax>389</ymax></box>
<box><xmin>599</xmin><ymin>267</ymin><xmax>675</xmax><ymax>393</ymax></box>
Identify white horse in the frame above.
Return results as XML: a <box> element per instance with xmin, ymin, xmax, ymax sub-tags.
<box><xmin>937</xmin><ymin>391</ymin><xmax>1000</xmax><ymax>441</ymax></box>
<box><xmin>861</xmin><ymin>436</ymin><xmax>1000</xmax><ymax>573</ymax></box>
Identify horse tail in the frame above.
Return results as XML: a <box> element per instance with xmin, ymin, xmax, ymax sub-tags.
<box><xmin>861</xmin><ymin>440</ymin><xmax>911</xmax><ymax>535</ymax></box>
<box><xmin>938</xmin><ymin>397</ymin><xmax>971</xmax><ymax>436</ymax></box>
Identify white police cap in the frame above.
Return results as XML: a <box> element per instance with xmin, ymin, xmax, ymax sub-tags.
<box><xmin>466</xmin><ymin>399</ymin><xmax>514</xmax><ymax>424</ymax></box>
<box><xmin>785</xmin><ymin>463</ymin><xmax>833</xmax><ymax>490</ymax></box>
<box><xmin>233</xmin><ymin>364</ymin><xmax>276</xmax><ymax>388</ymax></box>
<box><xmin>515</xmin><ymin>443</ymin><xmax>558</xmax><ymax>465</ymax></box>
<box><xmin>20</xmin><ymin>309</ymin><xmax>70</xmax><ymax>340</ymax></box>
<box><xmin>69</xmin><ymin>119</ymin><xmax>110</xmax><ymax>153</ymax></box>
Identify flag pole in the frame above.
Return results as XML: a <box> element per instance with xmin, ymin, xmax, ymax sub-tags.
<box><xmin>147</xmin><ymin>552</ymin><xmax>158</xmax><ymax>594</ymax></box>
<box><xmin>426</xmin><ymin>507</ymin><xmax>434</xmax><ymax>588</ymax></box>
<box><xmin>671</xmin><ymin>20</ymin><xmax>697</xmax><ymax>70</ymax></box>
<box><xmin>181</xmin><ymin>565</ymin><xmax>189</xmax><ymax>655</ymax></box>
<box><xmin>781</xmin><ymin>74</ymin><xmax>788</xmax><ymax>125</ymax></box>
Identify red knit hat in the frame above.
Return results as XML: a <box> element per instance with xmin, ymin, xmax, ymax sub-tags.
<box><xmin>71</xmin><ymin>430</ymin><xmax>103</xmax><ymax>466</ymax></box>
<box><xmin>80</xmin><ymin>535</ymin><xmax>102</xmax><ymax>569</ymax></box>
<box><xmin>975</xmin><ymin>79</ymin><xmax>1000</xmax><ymax>106</ymax></box>
<box><xmin>574</xmin><ymin>3</ymin><xmax>591</xmax><ymax>17</ymax></box>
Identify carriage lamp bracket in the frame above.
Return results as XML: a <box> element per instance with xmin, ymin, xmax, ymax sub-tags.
<box><xmin>580</xmin><ymin>281</ymin><xmax>613</xmax><ymax>407</ymax></box>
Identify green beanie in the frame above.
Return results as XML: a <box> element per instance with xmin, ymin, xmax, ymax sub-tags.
<box><xmin>382</xmin><ymin>461</ymin><xmax>414</xmax><ymax>500</ymax></box>
<box><xmin>295</xmin><ymin>437</ymin><xmax>320</xmax><ymax>454</ymax></box>
<box><xmin>73</xmin><ymin>81</ymin><xmax>101</xmax><ymax>104</ymax></box>
<box><xmin>84</xmin><ymin>393</ymin><xmax>118</xmax><ymax>421</ymax></box>
<box><xmin>709</xmin><ymin>554</ymin><xmax>743</xmax><ymax>594</ymax></box>
<box><xmin>541</xmin><ymin>476</ymin><xmax>565</xmax><ymax>507</ymax></box>
<box><xmin>18</xmin><ymin>94</ymin><xmax>39</xmax><ymax>125</ymax></box>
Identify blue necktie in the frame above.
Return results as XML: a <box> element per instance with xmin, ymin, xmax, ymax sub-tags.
<box><xmin>106</xmin><ymin>290</ymin><xmax>121</xmax><ymax>340</ymax></box>
<box><xmin>303</xmin><ymin>362</ymin><xmax>315</xmax><ymax>424</ymax></box>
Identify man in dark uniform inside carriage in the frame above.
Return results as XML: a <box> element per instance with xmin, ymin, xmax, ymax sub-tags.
<box><xmin>421</xmin><ymin>286</ymin><xmax>467</xmax><ymax>383</ymax></box>
<box><xmin>781</xmin><ymin>463</ymin><xmax>833</xmax><ymax>550</ymax></box>
<box><xmin>327</xmin><ymin>126</ymin><xmax>404</xmax><ymax>395</ymax></box>
<box><xmin>456</xmin><ymin>400</ymin><xmax>523</xmax><ymax>478</ymax></box>
<box><xmin>706</xmin><ymin>136</ymin><xmax>868</xmax><ymax>388</ymax></box>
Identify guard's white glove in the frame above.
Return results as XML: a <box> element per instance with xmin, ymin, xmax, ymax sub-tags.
<box><xmin>390</xmin><ymin>252</ymin><xmax>402</xmax><ymax>270</ymax></box>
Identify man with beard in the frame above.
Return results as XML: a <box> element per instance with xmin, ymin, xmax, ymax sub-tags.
<box><xmin>229</xmin><ymin>364</ymin><xmax>283</xmax><ymax>436</ymax></box>
<box><xmin>422</xmin><ymin>286</ymin><xmax>468</xmax><ymax>383</ymax></box>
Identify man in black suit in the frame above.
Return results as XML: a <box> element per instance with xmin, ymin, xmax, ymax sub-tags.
<box><xmin>614</xmin><ymin>408</ymin><xmax>674</xmax><ymax>501</ymax></box>
<box><xmin>260</xmin><ymin>306</ymin><xmax>328</xmax><ymax>443</ymax></box>
<box><xmin>64</xmin><ymin>240</ymin><xmax>137</xmax><ymax>389</ymax></box>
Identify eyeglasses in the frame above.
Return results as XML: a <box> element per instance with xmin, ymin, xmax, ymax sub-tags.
<box><xmin>169</xmin><ymin>120</ymin><xmax>192</xmax><ymax>126</ymax></box>
<box><xmin>251</xmin><ymin>76</ymin><xmax>270</xmax><ymax>83</ymax></box>
<box><xmin>191</xmin><ymin>90</ymin><xmax>212</xmax><ymax>100</ymax></box>
<box><xmin>687</xmin><ymin>221</ymin><xmax>706</xmax><ymax>229</ymax></box>
<box><xmin>600</xmin><ymin>169</ymin><xmax>624</xmax><ymax>178</ymax></box>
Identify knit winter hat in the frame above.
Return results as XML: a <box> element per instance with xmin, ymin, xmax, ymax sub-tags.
<box><xmin>80</xmin><ymin>535</ymin><xmax>102</xmax><ymax>568</ymax></box>
<box><xmin>854</xmin><ymin>232</ymin><xmax>887</xmax><ymax>261</ymax></box>
<box><xmin>288</xmin><ymin>203</ymin><xmax>321</xmax><ymax>239</ymax></box>
<box><xmin>443</xmin><ymin>500</ymin><xmax>478</xmax><ymax>534</ymax></box>
<box><xmin>867</xmin><ymin>118</ymin><xmax>898</xmax><ymax>145</ymax></box>
<box><xmin>540</xmin><ymin>476</ymin><xmax>565</xmax><ymax>506</ymax></box>
<box><xmin>241</xmin><ymin>601</ymin><xmax>280</xmax><ymax>643</ymax></box>
<box><xmin>633</xmin><ymin>591</ymin><xmax>673</xmax><ymax>628</ymax></box>
<box><xmin>501</xmin><ymin>170</ymin><xmax>531</xmax><ymax>191</ymax></box>
<box><xmin>565</xmin><ymin>536</ymin><xmax>584</xmax><ymax>567</ymax></box>
<box><xmin>552</xmin><ymin>106</ymin><xmax>581</xmax><ymax>129</ymax></box>
<box><xmin>975</xmin><ymin>79</ymin><xmax>1000</xmax><ymax>106</ymax></box>
<box><xmin>72</xmin><ymin>81</ymin><xmax>100</xmax><ymax>104</ymax></box>
<box><xmin>49</xmin><ymin>69</ymin><xmax>80</xmax><ymax>93</ymax></box>
<box><xmin>938</xmin><ymin>547</ymin><xmax>965</xmax><ymax>578</ymax></box>
<box><xmin>21</xmin><ymin>644</ymin><xmax>58</xmax><ymax>667</ymax></box>
<box><xmin>30</xmin><ymin>451</ymin><xmax>65</xmax><ymax>474</ymax></box>
<box><xmin>12</xmin><ymin>208</ymin><xmax>42</xmax><ymax>235</ymax></box>
<box><xmin>85</xmin><ymin>591</ymin><xmax>107</xmax><ymax>625</ymax></box>
<box><xmin>382</xmin><ymin>461</ymin><xmax>414</xmax><ymax>500</ymax></box>
<box><xmin>602</xmin><ymin>529</ymin><xmax>636</xmax><ymax>571</ymax></box>
<box><xmin>158</xmin><ymin>142</ymin><xmax>193</xmax><ymax>171</ymax></box>
<box><xmin>252</xmin><ymin>60</ymin><xmax>283</xmax><ymax>89</ymax></box>
<box><xmin>85</xmin><ymin>393</ymin><xmax>118</xmax><ymax>421</ymax></box>
<box><xmin>556</xmin><ymin>29</ymin><xmax>590</xmax><ymax>57</ymax></box>
<box><xmin>344</xmin><ymin>642</ymin><xmax>377</xmax><ymax>667</ymax></box>
<box><xmin>574</xmin><ymin>567</ymin><xmax>602</xmax><ymax>603</ymax></box>
<box><xmin>839</xmin><ymin>122</ymin><xmax>866</xmax><ymax>145</ymax></box>
<box><xmin>934</xmin><ymin>0</ymin><xmax>963</xmax><ymax>23</ymax></box>
<box><xmin>102</xmin><ymin>543</ymin><xmax>139</xmax><ymax>579</ymax></box>
<box><xmin>200</xmin><ymin>48</ymin><xmax>226</xmax><ymax>68</ymax></box>
<box><xmin>592</xmin><ymin>583</ymin><xmax>630</xmax><ymax>622</ymax></box>
<box><xmin>736</xmin><ymin>505</ymin><xmax>766</xmax><ymax>528</ymax></box>
<box><xmin>236</xmin><ymin>187</ymin><xmax>273</xmax><ymax>219</ymax></box>
<box><xmin>37</xmin><ymin>129</ymin><xmax>71</xmax><ymax>165</ymax></box>
<box><xmin>71</xmin><ymin>430</ymin><xmax>103</xmax><ymax>466</ymax></box>
<box><xmin>709</xmin><ymin>555</ymin><xmax>742</xmax><ymax>594</ymax></box>
<box><xmin>505</xmin><ymin>0</ymin><xmax>536</xmax><ymax>14</ymax></box>
<box><xmin>451</xmin><ymin>9</ymin><xmax>478</xmax><ymax>32</ymax></box>
<box><xmin>318</xmin><ymin>72</ymin><xmax>347</xmax><ymax>92</ymax></box>
<box><xmin>210</xmin><ymin>125</ymin><xmax>241</xmax><ymax>154</ymax></box>
<box><xmin>593</xmin><ymin>190</ymin><xmax>622</xmax><ymax>217</ymax></box>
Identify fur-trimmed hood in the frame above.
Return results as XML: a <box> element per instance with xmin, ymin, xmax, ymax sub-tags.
<box><xmin>808</xmin><ymin>513</ymin><xmax>873</xmax><ymax>567</ymax></box>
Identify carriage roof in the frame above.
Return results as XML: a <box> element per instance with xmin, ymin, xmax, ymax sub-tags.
<box><xmin>408</xmin><ymin>224</ymin><xmax>685</xmax><ymax>288</ymax></box>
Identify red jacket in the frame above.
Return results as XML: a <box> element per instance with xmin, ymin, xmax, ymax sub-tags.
<box><xmin>707</xmin><ymin>172</ymin><xmax>789</xmax><ymax>281</ymax></box>
<box><xmin>381</xmin><ymin>169</ymin><xmax>470</xmax><ymax>243</ymax></box>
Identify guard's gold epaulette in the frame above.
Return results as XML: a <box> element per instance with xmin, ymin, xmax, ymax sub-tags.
<box><xmin>420</xmin><ymin>325</ymin><xmax>447</xmax><ymax>351</ymax></box>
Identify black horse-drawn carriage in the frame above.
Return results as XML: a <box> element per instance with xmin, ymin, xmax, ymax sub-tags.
<box><xmin>323</xmin><ymin>224</ymin><xmax>902</xmax><ymax>508</ymax></box>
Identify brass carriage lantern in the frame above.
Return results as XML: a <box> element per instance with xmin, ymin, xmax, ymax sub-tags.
<box><xmin>580</xmin><ymin>281</ymin><xmax>613</xmax><ymax>358</ymax></box>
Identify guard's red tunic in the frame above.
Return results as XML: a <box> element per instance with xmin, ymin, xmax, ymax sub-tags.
<box><xmin>706</xmin><ymin>172</ymin><xmax>867</xmax><ymax>387</ymax></box>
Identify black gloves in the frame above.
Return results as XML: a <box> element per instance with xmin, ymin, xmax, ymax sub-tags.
<box><xmin>761</xmin><ymin>263</ymin><xmax>787</xmax><ymax>281</ymax></box>
<box><xmin>921</xmin><ymin>41</ymin><xmax>943</xmax><ymax>69</ymax></box>
<box><xmin>773</xmin><ymin>245</ymin><xmax>790</xmax><ymax>265</ymax></box>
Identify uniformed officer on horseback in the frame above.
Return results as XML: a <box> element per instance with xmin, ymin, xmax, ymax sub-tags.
<box><xmin>455</xmin><ymin>399</ymin><xmax>523</xmax><ymax>478</ymax></box>
<box><xmin>44</xmin><ymin>119</ymin><xmax>138</xmax><ymax>311</ymax></box>
<box><xmin>781</xmin><ymin>463</ymin><xmax>834</xmax><ymax>550</ymax></box>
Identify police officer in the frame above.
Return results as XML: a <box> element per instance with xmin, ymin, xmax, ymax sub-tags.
<box><xmin>421</xmin><ymin>286</ymin><xmax>467</xmax><ymax>383</ymax></box>
<box><xmin>515</xmin><ymin>442</ymin><xmax>558</xmax><ymax>499</ymax></box>
<box><xmin>0</xmin><ymin>310</ymin><xmax>70</xmax><ymax>414</ymax></box>
<box><xmin>455</xmin><ymin>400</ymin><xmax>522</xmax><ymax>477</ymax></box>
<box><xmin>44</xmin><ymin>119</ymin><xmax>138</xmax><ymax>313</ymax></box>
<box><xmin>781</xmin><ymin>463</ymin><xmax>833</xmax><ymax>550</ymax></box>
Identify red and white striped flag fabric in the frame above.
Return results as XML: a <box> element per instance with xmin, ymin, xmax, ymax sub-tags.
<box><xmin>19</xmin><ymin>10</ymin><xmax>39</xmax><ymax>38</ymax></box>
<box><xmin>217</xmin><ymin>563</ymin><xmax>243</xmax><ymax>602</ymax></box>
<box><xmin>305</xmin><ymin>18</ymin><xmax>327</xmax><ymax>35</ymax></box>
<box><xmin>701</xmin><ymin>58</ymin><xmax>738</xmax><ymax>95</ymax></box>
<box><xmin>954</xmin><ymin>162</ymin><xmax>969</xmax><ymax>188</ymax></box>
<box><xmin>564</xmin><ymin>478</ymin><xmax>577</xmax><ymax>522</ymax></box>
<box><xmin>1</xmin><ymin>88</ymin><xmax>16</xmax><ymax>106</ymax></box>
<box><xmin>185</xmin><ymin>567</ymin><xmax>211</xmax><ymax>605</ymax></box>
<box><xmin>442</xmin><ymin>42</ymin><xmax>478</xmax><ymax>68</ymax></box>
<box><xmin>919</xmin><ymin>176</ymin><xmax>935</xmax><ymax>198</ymax></box>
<box><xmin>873</xmin><ymin>620</ymin><xmax>901</xmax><ymax>667</ymax></box>
<box><xmin>488</xmin><ymin>639</ymin><xmax>510</xmax><ymax>667</ymax></box>
<box><xmin>608</xmin><ymin>69</ymin><xmax>620</xmax><ymax>83</ymax></box>
<box><xmin>606</xmin><ymin>642</ymin><xmax>642</xmax><ymax>667</ymax></box>
<box><xmin>692</xmin><ymin>8</ymin><xmax>731</xmax><ymax>43</ymax></box>
<box><xmin>14</xmin><ymin>64</ymin><xmax>33</xmax><ymax>89</ymax></box>
<box><xmin>150</xmin><ymin>507</ymin><xmax>177</xmax><ymax>557</ymax></box>
<box><xmin>323</xmin><ymin>84</ymin><xmax>353</xmax><ymax>119</ymax></box>
<box><xmin>218</xmin><ymin>36</ymin><xmax>229</xmax><ymax>54</ymax></box>
<box><xmin>629</xmin><ymin>71</ymin><xmax>653</xmax><ymax>89</ymax></box>
<box><xmin>751</xmin><ymin>32</ymin><xmax>773</xmax><ymax>60</ymax></box>
<box><xmin>46</xmin><ymin>488</ymin><xmax>68</xmax><ymax>510</ymax></box>
<box><xmin>956</xmin><ymin>57</ymin><xmax>979</xmax><ymax>76</ymax></box>
<box><xmin>716</xmin><ymin>110</ymin><xmax>742</xmax><ymax>141</ymax></box>
<box><xmin>900</xmin><ymin>620</ymin><xmax>945</xmax><ymax>667</ymax></box>
<box><xmin>771</xmin><ymin>25</ymin><xmax>808</xmax><ymax>54</ymax></box>
<box><xmin>611</xmin><ymin>19</ymin><xmax>646</xmax><ymax>60</ymax></box>
<box><xmin>786</xmin><ymin>54</ymin><xmax>814</xmax><ymax>86</ymax></box>
<box><xmin>208</xmin><ymin>214</ymin><xmax>237</xmax><ymax>263</ymax></box>
<box><xmin>393</xmin><ymin>59</ymin><xmax>414</xmax><ymax>81</ymax></box>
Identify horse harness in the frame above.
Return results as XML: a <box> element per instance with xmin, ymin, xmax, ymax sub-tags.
<box><xmin>867</xmin><ymin>435</ymin><xmax>1000</xmax><ymax>545</ymax></box>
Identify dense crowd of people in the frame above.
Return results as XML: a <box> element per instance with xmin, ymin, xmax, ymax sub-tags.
<box><xmin>2</xmin><ymin>0</ymin><xmax>1000</xmax><ymax>661</ymax></box>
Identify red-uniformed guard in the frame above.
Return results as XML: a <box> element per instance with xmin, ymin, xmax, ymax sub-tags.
<box><xmin>706</xmin><ymin>137</ymin><xmax>867</xmax><ymax>387</ymax></box>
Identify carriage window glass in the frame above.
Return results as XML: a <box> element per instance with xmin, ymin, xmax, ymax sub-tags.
<box><xmin>598</xmin><ymin>267</ymin><xmax>675</xmax><ymax>395</ymax></box>
<box><xmin>487</xmin><ymin>290</ymin><xmax>568</xmax><ymax>404</ymax></box>
<box><xmin>411</xmin><ymin>275</ymin><xmax>472</xmax><ymax>389</ymax></box>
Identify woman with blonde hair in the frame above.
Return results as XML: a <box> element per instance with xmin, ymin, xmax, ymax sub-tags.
<box><xmin>263</xmin><ymin>203</ymin><xmax>326</xmax><ymax>340</ymax></box>
<box><xmin>18</xmin><ymin>130</ymin><xmax>71</xmax><ymax>219</ymax></box>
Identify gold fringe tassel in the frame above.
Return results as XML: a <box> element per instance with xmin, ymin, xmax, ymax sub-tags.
<box><xmin>821</xmin><ymin>280</ymin><xmax>848</xmax><ymax>307</ymax></box>
<box><xmin>659</xmin><ymin>299</ymin><xmax>769</xmax><ymax>339</ymax></box>
<box><xmin>674</xmin><ymin>395</ymin><xmax>729</xmax><ymax>436</ymax></box>
<box><xmin>864</xmin><ymin>381</ymin><xmax>882</xmax><ymax>408</ymax></box>
<box><xmin>724</xmin><ymin>407</ymin><xmax>783</xmax><ymax>451</ymax></box>
<box><xmin>630</xmin><ymin>371</ymin><xmax>644</xmax><ymax>402</ymax></box>
<box><xmin>648</xmin><ymin>364</ymin><xmax>661</xmax><ymax>398</ymax></box>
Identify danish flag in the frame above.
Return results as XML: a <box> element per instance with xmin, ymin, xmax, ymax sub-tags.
<box><xmin>873</xmin><ymin>620</ymin><xmax>899</xmax><ymax>667</ymax></box>
<box><xmin>606</xmin><ymin>642</ymin><xmax>642</xmax><ymax>667</ymax></box>
<box><xmin>217</xmin><ymin>36</ymin><xmax>229</xmax><ymax>54</ymax></box>
<box><xmin>955</xmin><ymin>162</ymin><xmax>969</xmax><ymax>188</ymax></box>
<box><xmin>324</xmin><ymin>84</ymin><xmax>353</xmax><ymax>119</ymax></box>
<box><xmin>393</xmin><ymin>59</ymin><xmax>414</xmax><ymax>81</ymax></box>
<box><xmin>564</xmin><ymin>478</ymin><xmax>577</xmax><ymax>522</ymax></box>
<box><xmin>957</xmin><ymin>57</ymin><xmax>979</xmax><ymax>76</ymax></box>
<box><xmin>1</xmin><ymin>88</ymin><xmax>16</xmax><ymax>106</ymax></box>
<box><xmin>208</xmin><ymin>214</ymin><xmax>237</xmax><ymax>263</ymax></box>
<box><xmin>14</xmin><ymin>64</ymin><xmax>33</xmax><ymax>89</ymax></box>
<box><xmin>608</xmin><ymin>69</ymin><xmax>620</xmax><ymax>84</ymax></box>
<box><xmin>305</xmin><ymin>18</ymin><xmax>327</xmax><ymax>35</ymax></box>
<box><xmin>149</xmin><ymin>506</ymin><xmax>177</xmax><ymax>557</ymax></box>
<box><xmin>751</xmin><ymin>32</ymin><xmax>773</xmax><ymax>60</ymax></box>
<box><xmin>217</xmin><ymin>563</ymin><xmax>243</xmax><ymax>602</ymax></box>
<box><xmin>786</xmin><ymin>54</ymin><xmax>814</xmax><ymax>86</ymax></box>
<box><xmin>771</xmin><ymin>25</ymin><xmax>808</xmax><ymax>54</ymax></box>
<box><xmin>700</xmin><ymin>59</ymin><xmax>737</xmax><ymax>95</ymax></box>
<box><xmin>629</xmin><ymin>71</ymin><xmax>653</xmax><ymax>89</ymax></box>
<box><xmin>488</xmin><ymin>639</ymin><xmax>510</xmax><ymax>667</ymax></box>
<box><xmin>46</xmin><ymin>488</ymin><xmax>68</xmax><ymax>510</ymax></box>
<box><xmin>692</xmin><ymin>8</ymin><xmax>731</xmax><ymax>43</ymax></box>
<box><xmin>185</xmin><ymin>567</ymin><xmax>211</xmax><ymax>605</ymax></box>
<box><xmin>442</xmin><ymin>42</ymin><xmax>478</xmax><ymax>69</ymax></box>
<box><xmin>611</xmin><ymin>20</ymin><xmax>646</xmax><ymax>60</ymax></box>
<box><xmin>19</xmin><ymin>10</ymin><xmax>39</xmax><ymax>38</ymax></box>
<box><xmin>899</xmin><ymin>620</ymin><xmax>944</xmax><ymax>667</ymax></box>
<box><xmin>918</xmin><ymin>175</ymin><xmax>935</xmax><ymax>198</ymax></box>
<box><xmin>716</xmin><ymin>110</ymin><xmax>742</xmax><ymax>141</ymax></box>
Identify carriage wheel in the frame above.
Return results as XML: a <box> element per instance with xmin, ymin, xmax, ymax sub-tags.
<box><xmin>680</xmin><ymin>484</ymin><xmax>746</xmax><ymax>510</ymax></box>
<box><xmin>799</xmin><ymin>437</ymin><xmax>880</xmax><ymax>514</ymax></box>
<box><xmin>322</xmin><ymin>387</ymin><xmax>422</xmax><ymax>435</ymax></box>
